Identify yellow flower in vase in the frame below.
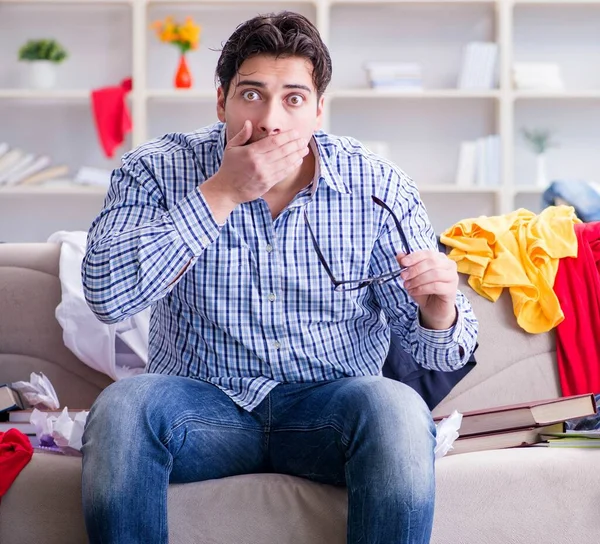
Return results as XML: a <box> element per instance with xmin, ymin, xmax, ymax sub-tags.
<box><xmin>151</xmin><ymin>15</ymin><xmax>202</xmax><ymax>89</ymax></box>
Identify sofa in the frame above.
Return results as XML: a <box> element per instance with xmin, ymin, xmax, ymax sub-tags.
<box><xmin>1</xmin><ymin>242</ymin><xmax>599</xmax><ymax>544</ymax></box>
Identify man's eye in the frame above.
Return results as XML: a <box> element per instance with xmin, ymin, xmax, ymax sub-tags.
<box><xmin>287</xmin><ymin>94</ymin><xmax>304</xmax><ymax>106</ymax></box>
<box><xmin>242</xmin><ymin>90</ymin><xmax>260</xmax><ymax>101</ymax></box>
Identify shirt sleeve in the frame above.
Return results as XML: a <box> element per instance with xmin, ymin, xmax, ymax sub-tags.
<box><xmin>370</xmin><ymin>167</ymin><xmax>478</xmax><ymax>371</ymax></box>
<box><xmin>82</xmin><ymin>153</ymin><xmax>221</xmax><ymax>324</ymax></box>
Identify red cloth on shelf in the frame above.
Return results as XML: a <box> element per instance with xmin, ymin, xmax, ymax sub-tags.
<box><xmin>554</xmin><ymin>221</ymin><xmax>600</xmax><ymax>396</ymax></box>
<box><xmin>91</xmin><ymin>78</ymin><xmax>133</xmax><ymax>158</ymax></box>
<box><xmin>0</xmin><ymin>428</ymin><xmax>34</xmax><ymax>498</ymax></box>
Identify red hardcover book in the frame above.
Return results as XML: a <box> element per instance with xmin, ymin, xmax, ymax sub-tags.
<box><xmin>448</xmin><ymin>423</ymin><xmax>565</xmax><ymax>456</ymax></box>
<box><xmin>435</xmin><ymin>393</ymin><xmax>597</xmax><ymax>437</ymax></box>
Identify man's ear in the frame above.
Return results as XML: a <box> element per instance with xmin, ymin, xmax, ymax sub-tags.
<box><xmin>217</xmin><ymin>87</ymin><xmax>226</xmax><ymax>122</ymax></box>
<box><xmin>314</xmin><ymin>94</ymin><xmax>326</xmax><ymax>131</ymax></box>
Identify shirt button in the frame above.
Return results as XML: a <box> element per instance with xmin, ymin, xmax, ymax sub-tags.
<box><xmin>199</xmin><ymin>235</ymin><xmax>209</xmax><ymax>245</ymax></box>
<box><xmin>265</xmin><ymin>244</ymin><xmax>273</xmax><ymax>253</ymax></box>
<box><xmin>267</xmin><ymin>293</ymin><xmax>276</xmax><ymax>302</ymax></box>
<box><xmin>272</xmin><ymin>341</ymin><xmax>281</xmax><ymax>350</ymax></box>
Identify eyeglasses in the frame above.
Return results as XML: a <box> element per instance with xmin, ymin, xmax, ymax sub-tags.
<box><xmin>304</xmin><ymin>195</ymin><xmax>412</xmax><ymax>292</ymax></box>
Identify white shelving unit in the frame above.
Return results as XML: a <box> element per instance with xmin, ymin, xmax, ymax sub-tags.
<box><xmin>1</xmin><ymin>0</ymin><xmax>599</xmax><ymax>240</ymax></box>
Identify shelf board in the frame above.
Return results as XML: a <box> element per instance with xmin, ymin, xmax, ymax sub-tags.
<box><xmin>0</xmin><ymin>0</ymin><xmax>132</xmax><ymax>4</ymax></box>
<box><xmin>146</xmin><ymin>0</ymin><xmax>316</xmax><ymax>4</ymax></box>
<box><xmin>418</xmin><ymin>185</ymin><xmax>501</xmax><ymax>194</ymax></box>
<box><xmin>3</xmin><ymin>0</ymin><xmax>597</xmax><ymax>6</ymax></box>
<box><xmin>512</xmin><ymin>186</ymin><xmax>545</xmax><ymax>194</ymax></box>
<box><xmin>514</xmin><ymin>0</ymin><xmax>600</xmax><ymax>5</ymax></box>
<box><xmin>330</xmin><ymin>0</ymin><xmax>496</xmax><ymax>4</ymax></box>
<box><xmin>513</xmin><ymin>90</ymin><xmax>600</xmax><ymax>100</ymax></box>
<box><xmin>0</xmin><ymin>89</ymin><xmax>91</xmax><ymax>100</ymax></box>
<box><xmin>329</xmin><ymin>89</ymin><xmax>501</xmax><ymax>99</ymax></box>
<box><xmin>146</xmin><ymin>89</ymin><xmax>216</xmax><ymax>100</ymax></box>
<box><xmin>0</xmin><ymin>184</ymin><xmax>107</xmax><ymax>195</ymax></box>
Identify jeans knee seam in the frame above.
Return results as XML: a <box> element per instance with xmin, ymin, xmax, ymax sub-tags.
<box><xmin>162</xmin><ymin>414</ymin><xmax>258</xmax><ymax>446</ymax></box>
<box><xmin>273</xmin><ymin>422</ymin><xmax>345</xmax><ymax>436</ymax></box>
<box><xmin>162</xmin><ymin>415</ymin><xmax>260</xmax><ymax>456</ymax></box>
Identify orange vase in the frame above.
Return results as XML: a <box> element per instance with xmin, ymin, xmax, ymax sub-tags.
<box><xmin>174</xmin><ymin>54</ymin><xmax>192</xmax><ymax>89</ymax></box>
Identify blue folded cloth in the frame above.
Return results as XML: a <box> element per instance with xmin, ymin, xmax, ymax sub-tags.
<box><xmin>382</xmin><ymin>334</ymin><xmax>477</xmax><ymax>411</ymax></box>
<box><xmin>566</xmin><ymin>394</ymin><xmax>600</xmax><ymax>431</ymax></box>
<box><xmin>543</xmin><ymin>180</ymin><xmax>600</xmax><ymax>222</ymax></box>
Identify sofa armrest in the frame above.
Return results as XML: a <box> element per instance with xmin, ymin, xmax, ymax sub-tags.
<box><xmin>0</xmin><ymin>243</ymin><xmax>112</xmax><ymax>408</ymax></box>
<box><xmin>433</xmin><ymin>274</ymin><xmax>561</xmax><ymax>416</ymax></box>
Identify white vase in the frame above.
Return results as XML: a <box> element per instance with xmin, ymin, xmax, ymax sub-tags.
<box><xmin>535</xmin><ymin>153</ymin><xmax>548</xmax><ymax>188</ymax></box>
<box><xmin>28</xmin><ymin>60</ymin><xmax>58</xmax><ymax>90</ymax></box>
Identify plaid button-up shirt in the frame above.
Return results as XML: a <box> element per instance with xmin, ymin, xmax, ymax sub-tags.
<box><xmin>83</xmin><ymin>122</ymin><xmax>478</xmax><ymax>411</ymax></box>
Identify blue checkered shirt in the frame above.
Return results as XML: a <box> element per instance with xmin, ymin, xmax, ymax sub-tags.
<box><xmin>83</xmin><ymin>122</ymin><xmax>478</xmax><ymax>411</ymax></box>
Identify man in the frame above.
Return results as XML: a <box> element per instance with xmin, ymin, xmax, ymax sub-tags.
<box><xmin>81</xmin><ymin>11</ymin><xmax>478</xmax><ymax>544</ymax></box>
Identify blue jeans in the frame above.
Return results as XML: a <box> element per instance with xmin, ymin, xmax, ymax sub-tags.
<box><xmin>81</xmin><ymin>374</ymin><xmax>436</xmax><ymax>544</ymax></box>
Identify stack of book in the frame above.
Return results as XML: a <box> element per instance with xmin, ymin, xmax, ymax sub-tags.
<box><xmin>457</xmin><ymin>42</ymin><xmax>499</xmax><ymax>90</ymax></box>
<box><xmin>0</xmin><ymin>384</ymin><xmax>34</xmax><ymax>441</ymax></box>
<box><xmin>455</xmin><ymin>134</ymin><xmax>501</xmax><ymax>187</ymax></box>
<box><xmin>0</xmin><ymin>384</ymin><xmax>26</xmax><ymax>413</ymax></box>
<box><xmin>0</xmin><ymin>143</ymin><xmax>69</xmax><ymax>187</ymax></box>
<box><xmin>364</xmin><ymin>62</ymin><xmax>423</xmax><ymax>92</ymax></box>
<box><xmin>436</xmin><ymin>393</ymin><xmax>598</xmax><ymax>455</ymax></box>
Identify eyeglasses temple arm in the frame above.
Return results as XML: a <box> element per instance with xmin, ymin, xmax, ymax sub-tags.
<box><xmin>371</xmin><ymin>195</ymin><xmax>412</xmax><ymax>255</ymax></box>
<box><xmin>303</xmin><ymin>210</ymin><xmax>339</xmax><ymax>284</ymax></box>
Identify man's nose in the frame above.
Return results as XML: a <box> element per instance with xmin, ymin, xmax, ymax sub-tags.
<box><xmin>257</xmin><ymin>102</ymin><xmax>283</xmax><ymax>136</ymax></box>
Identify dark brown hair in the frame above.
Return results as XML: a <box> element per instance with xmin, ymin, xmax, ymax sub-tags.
<box><xmin>215</xmin><ymin>11</ymin><xmax>332</xmax><ymax>101</ymax></box>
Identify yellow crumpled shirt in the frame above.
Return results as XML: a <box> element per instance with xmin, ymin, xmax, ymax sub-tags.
<box><xmin>440</xmin><ymin>206</ymin><xmax>580</xmax><ymax>334</ymax></box>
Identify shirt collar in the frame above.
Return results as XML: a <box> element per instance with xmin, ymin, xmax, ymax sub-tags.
<box><xmin>312</xmin><ymin>132</ymin><xmax>352</xmax><ymax>195</ymax></box>
<box><xmin>215</xmin><ymin>124</ymin><xmax>351</xmax><ymax>195</ymax></box>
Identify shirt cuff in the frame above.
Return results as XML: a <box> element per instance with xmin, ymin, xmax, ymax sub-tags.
<box><xmin>417</xmin><ymin>305</ymin><xmax>465</xmax><ymax>352</ymax></box>
<box><xmin>169</xmin><ymin>187</ymin><xmax>221</xmax><ymax>256</ymax></box>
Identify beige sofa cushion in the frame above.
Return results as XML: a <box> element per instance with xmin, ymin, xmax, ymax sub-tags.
<box><xmin>3</xmin><ymin>447</ymin><xmax>600</xmax><ymax>544</ymax></box>
<box><xmin>0</xmin><ymin>455</ymin><xmax>347</xmax><ymax>544</ymax></box>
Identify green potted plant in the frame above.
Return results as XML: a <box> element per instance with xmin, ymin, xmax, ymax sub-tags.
<box><xmin>521</xmin><ymin>127</ymin><xmax>559</xmax><ymax>189</ymax></box>
<box><xmin>18</xmin><ymin>39</ymin><xmax>68</xmax><ymax>90</ymax></box>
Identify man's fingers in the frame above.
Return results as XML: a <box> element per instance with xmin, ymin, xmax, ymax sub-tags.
<box><xmin>269</xmin><ymin>146</ymin><xmax>310</xmax><ymax>174</ymax></box>
<box><xmin>398</xmin><ymin>251</ymin><xmax>456</xmax><ymax>273</ymax></box>
<box><xmin>263</xmin><ymin>140</ymin><xmax>309</xmax><ymax>181</ymax></box>
<box><xmin>264</xmin><ymin>136</ymin><xmax>309</xmax><ymax>162</ymax></box>
<box><xmin>400</xmin><ymin>258</ymin><xmax>435</xmax><ymax>280</ymax></box>
<box><xmin>227</xmin><ymin>120</ymin><xmax>253</xmax><ymax>148</ymax></box>
<box><xmin>406</xmin><ymin>282</ymin><xmax>453</xmax><ymax>298</ymax></box>
<box><xmin>397</xmin><ymin>249</ymin><xmax>433</xmax><ymax>268</ymax></box>
<box><xmin>404</xmin><ymin>269</ymin><xmax>454</xmax><ymax>290</ymax></box>
<box><xmin>398</xmin><ymin>249</ymin><xmax>454</xmax><ymax>267</ymax></box>
<box><xmin>252</xmin><ymin>129</ymin><xmax>302</xmax><ymax>153</ymax></box>
<box><xmin>400</xmin><ymin>256</ymin><xmax>454</xmax><ymax>280</ymax></box>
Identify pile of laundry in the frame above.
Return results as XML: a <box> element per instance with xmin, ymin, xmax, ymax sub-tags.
<box><xmin>441</xmin><ymin>199</ymin><xmax>600</xmax><ymax>400</ymax></box>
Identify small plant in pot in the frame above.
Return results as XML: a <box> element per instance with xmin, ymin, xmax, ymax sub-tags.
<box><xmin>18</xmin><ymin>39</ymin><xmax>68</xmax><ymax>90</ymax></box>
<box><xmin>521</xmin><ymin>127</ymin><xmax>559</xmax><ymax>189</ymax></box>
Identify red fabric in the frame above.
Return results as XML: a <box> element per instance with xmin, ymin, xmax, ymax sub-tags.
<box><xmin>91</xmin><ymin>78</ymin><xmax>133</xmax><ymax>158</ymax></box>
<box><xmin>554</xmin><ymin>221</ymin><xmax>600</xmax><ymax>396</ymax></box>
<box><xmin>0</xmin><ymin>428</ymin><xmax>34</xmax><ymax>497</ymax></box>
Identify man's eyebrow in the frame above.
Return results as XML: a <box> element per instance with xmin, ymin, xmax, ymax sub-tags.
<box><xmin>236</xmin><ymin>80</ymin><xmax>312</xmax><ymax>93</ymax></box>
